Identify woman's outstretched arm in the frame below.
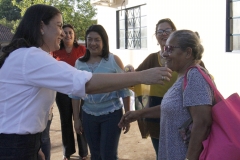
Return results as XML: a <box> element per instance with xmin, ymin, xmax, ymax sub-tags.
<box><xmin>86</xmin><ymin>67</ymin><xmax>172</xmax><ymax>94</ymax></box>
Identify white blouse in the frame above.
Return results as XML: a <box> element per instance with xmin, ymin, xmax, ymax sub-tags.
<box><xmin>0</xmin><ymin>47</ymin><xmax>92</xmax><ymax>134</ymax></box>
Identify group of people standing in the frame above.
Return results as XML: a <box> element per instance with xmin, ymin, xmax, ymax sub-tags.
<box><xmin>0</xmin><ymin>3</ymin><xmax>215</xmax><ymax>160</ymax></box>
<box><xmin>50</xmin><ymin>23</ymin><xmax>132</xmax><ymax>160</ymax></box>
<box><xmin>41</xmin><ymin>22</ymin><xmax>131</xmax><ymax>160</ymax></box>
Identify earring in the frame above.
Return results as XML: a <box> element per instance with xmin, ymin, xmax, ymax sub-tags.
<box><xmin>41</xmin><ymin>31</ymin><xmax>44</xmax><ymax>35</ymax></box>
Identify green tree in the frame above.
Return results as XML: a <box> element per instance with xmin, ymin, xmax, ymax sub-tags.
<box><xmin>0</xmin><ymin>0</ymin><xmax>21</xmax><ymax>21</ymax></box>
<box><xmin>12</xmin><ymin>0</ymin><xmax>97</xmax><ymax>40</ymax></box>
<box><xmin>0</xmin><ymin>18</ymin><xmax>15</xmax><ymax>32</ymax></box>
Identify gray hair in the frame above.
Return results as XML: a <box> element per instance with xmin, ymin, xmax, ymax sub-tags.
<box><xmin>169</xmin><ymin>30</ymin><xmax>204</xmax><ymax>60</ymax></box>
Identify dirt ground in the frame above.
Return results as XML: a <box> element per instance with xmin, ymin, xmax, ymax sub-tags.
<box><xmin>50</xmin><ymin>104</ymin><xmax>156</xmax><ymax>160</ymax></box>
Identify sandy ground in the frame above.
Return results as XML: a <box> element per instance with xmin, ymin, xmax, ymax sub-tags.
<box><xmin>50</xmin><ymin>104</ymin><xmax>156</xmax><ymax>160</ymax></box>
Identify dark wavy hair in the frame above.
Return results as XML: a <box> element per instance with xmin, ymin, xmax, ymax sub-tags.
<box><xmin>79</xmin><ymin>24</ymin><xmax>109</xmax><ymax>62</ymax></box>
<box><xmin>155</xmin><ymin>18</ymin><xmax>177</xmax><ymax>35</ymax></box>
<box><xmin>0</xmin><ymin>4</ymin><xmax>61</xmax><ymax>68</ymax></box>
<box><xmin>59</xmin><ymin>24</ymin><xmax>79</xmax><ymax>49</ymax></box>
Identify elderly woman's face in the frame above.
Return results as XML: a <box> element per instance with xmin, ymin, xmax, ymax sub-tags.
<box><xmin>163</xmin><ymin>36</ymin><xmax>187</xmax><ymax>72</ymax></box>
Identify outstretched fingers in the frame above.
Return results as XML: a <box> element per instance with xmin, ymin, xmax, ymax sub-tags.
<box><xmin>160</xmin><ymin>67</ymin><xmax>172</xmax><ymax>81</ymax></box>
<box><xmin>141</xmin><ymin>67</ymin><xmax>172</xmax><ymax>85</ymax></box>
<box><xmin>118</xmin><ymin>111</ymin><xmax>132</xmax><ymax>128</ymax></box>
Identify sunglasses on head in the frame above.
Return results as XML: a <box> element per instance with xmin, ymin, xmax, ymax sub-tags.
<box><xmin>164</xmin><ymin>45</ymin><xmax>181</xmax><ymax>53</ymax></box>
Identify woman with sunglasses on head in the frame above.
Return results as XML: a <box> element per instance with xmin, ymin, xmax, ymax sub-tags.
<box><xmin>51</xmin><ymin>24</ymin><xmax>88</xmax><ymax>160</ymax></box>
<box><xmin>131</xmin><ymin>18</ymin><xmax>178</xmax><ymax>158</ymax></box>
<box><xmin>119</xmin><ymin>30</ymin><xmax>214</xmax><ymax>160</ymax></box>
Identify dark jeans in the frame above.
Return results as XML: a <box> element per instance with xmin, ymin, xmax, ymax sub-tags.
<box><xmin>82</xmin><ymin>108</ymin><xmax>122</xmax><ymax>160</ymax></box>
<box><xmin>149</xmin><ymin>96</ymin><xmax>161</xmax><ymax>159</ymax></box>
<box><xmin>0</xmin><ymin>133</ymin><xmax>41</xmax><ymax>160</ymax></box>
<box><xmin>41</xmin><ymin>116</ymin><xmax>52</xmax><ymax>160</ymax></box>
<box><xmin>151</xmin><ymin>137</ymin><xmax>159</xmax><ymax>160</ymax></box>
<box><xmin>56</xmin><ymin>92</ymin><xmax>88</xmax><ymax>158</ymax></box>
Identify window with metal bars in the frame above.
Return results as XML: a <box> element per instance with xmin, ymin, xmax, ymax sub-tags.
<box><xmin>226</xmin><ymin>0</ymin><xmax>240</xmax><ymax>52</ymax></box>
<box><xmin>116</xmin><ymin>4</ymin><xmax>147</xmax><ymax>49</ymax></box>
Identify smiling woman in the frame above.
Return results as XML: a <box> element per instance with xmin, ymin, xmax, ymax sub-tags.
<box><xmin>51</xmin><ymin>24</ymin><xmax>88</xmax><ymax>160</ymax></box>
<box><xmin>70</xmin><ymin>24</ymin><xmax>132</xmax><ymax>160</ymax></box>
<box><xmin>133</xmin><ymin>18</ymin><xmax>178</xmax><ymax>158</ymax></box>
<box><xmin>119</xmin><ymin>29</ymin><xmax>214</xmax><ymax>160</ymax></box>
<box><xmin>40</xmin><ymin>14</ymin><xmax>64</xmax><ymax>53</ymax></box>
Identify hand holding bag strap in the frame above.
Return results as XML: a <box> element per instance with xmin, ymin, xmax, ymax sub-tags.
<box><xmin>183</xmin><ymin>65</ymin><xmax>223</xmax><ymax>103</ymax></box>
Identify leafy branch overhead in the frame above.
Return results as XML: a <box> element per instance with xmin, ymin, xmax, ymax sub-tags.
<box><xmin>1</xmin><ymin>0</ymin><xmax>97</xmax><ymax>40</ymax></box>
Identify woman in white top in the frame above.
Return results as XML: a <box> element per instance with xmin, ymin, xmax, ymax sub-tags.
<box><xmin>0</xmin><ymin>4</ymin><xmax>172</xmax><ymax>160</ymax></box>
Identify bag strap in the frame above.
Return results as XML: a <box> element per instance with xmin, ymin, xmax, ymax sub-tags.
<box><xmin>183</xmin><ymin>65</ymin><xmax>223</xmax><ymax>102</ymax></box>
<box><xmin>182</xmin><ymin>69</ymin><xmax>192</xmax><ymax>117</ymax></box>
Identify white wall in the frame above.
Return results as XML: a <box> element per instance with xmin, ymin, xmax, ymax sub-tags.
<box><xmin>95</xmin><ymin>0</ymin><xmax>240</xmax><ymax>98</ymax></box>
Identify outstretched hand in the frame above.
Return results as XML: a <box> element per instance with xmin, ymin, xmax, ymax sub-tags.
<box><xmin>140</xmin><ymin>67</ymin><xmax>172</xmax><ymax>85</ymax></box>
<box><xmin>118</xmin><ymin>110</ymin><xmax>141</xmax><ymax>129</ymax></box>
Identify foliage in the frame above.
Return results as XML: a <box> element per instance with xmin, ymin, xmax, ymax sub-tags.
<box><xmin>11</xmin><ymin>0</ymin><xmax>97</xmax><ymax>40</ymax></box>
<box><xmin>12</xmin><ymin>0</ymin><xmax>51</xmax><ymax>16</ymax></box>
<box><xmin>0</xmin><ymin>0</ymin><xmax>21</xmax><ymax>21</ymax></box>
<box><xmin>0</xmin><ymin>18</ymin><xmax>15</xmax><ymax>32</ymax></box>
<box><xmin>0</xmin><ymin>4</ymin><xmax>20</xmax><ymax>34</ymax></box>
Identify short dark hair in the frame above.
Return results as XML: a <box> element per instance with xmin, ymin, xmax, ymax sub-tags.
<box><xmin>59</xmin><ymin>24</ymin><xmax>79</xmax><ymax>49</ymax></box>
<box><xmin>170</xmin><ymin>30</ymin><xmax>204</xmax><ymax>60</ymax></box>
<box><xmin>0</xmin><ymin>4</ymin><xmax>61</xmax><ymax>68</ymax></box>
<box><xmin>80</xmin><ymin>24</ymin><xmax>109</xmax><ymax>62</ymax></box>
<box><xmin>155</xmin><ymin>18</ymin><xmax>177</xmax><ymax>35</ymax></box>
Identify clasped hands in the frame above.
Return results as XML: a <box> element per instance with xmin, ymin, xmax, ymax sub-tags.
<box><xmin>118</xmin><ymin>66</ymin><xmax>172</xmax><ymax>128</ymax></box>
<box><xmin>118</xmin><ymin>110</ymin><xmax>142</xmax><ymax>129</ymax></box>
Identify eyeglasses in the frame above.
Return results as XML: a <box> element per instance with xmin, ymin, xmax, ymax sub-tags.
<box><xmin>156</xmin><ymin>28</ymin><xmax>173</xmax><ymax>36</ymax></box>
<box><xmin>164</xmin><ymin>45</ymin><xmax>181</xmax><ymax>53</ymax></box>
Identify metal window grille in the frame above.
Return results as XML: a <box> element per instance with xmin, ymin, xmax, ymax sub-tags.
<box><xmin>226</xmin><ymin>0</ymin><xmax>240</xmax><ymax>52</ymax></box>
<box><xmin>117</xmin><ymin>5</ymin><xmax>147</xmax><ymax>49</ymax></box>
